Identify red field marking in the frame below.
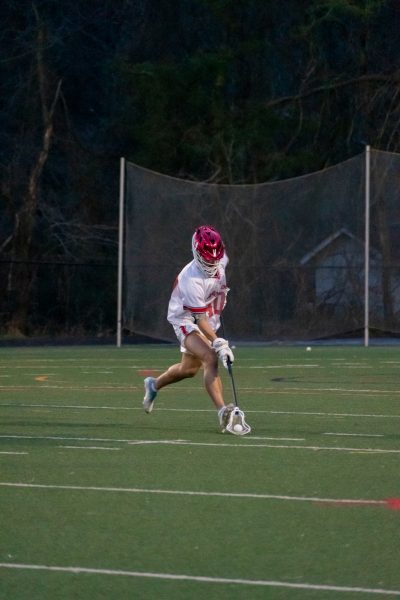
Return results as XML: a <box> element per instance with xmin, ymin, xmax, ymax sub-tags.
<box><xmin>138</xmin><ymin>370</ymin><xmax>159</xmax><ymax>377</ymax></box>
<box><xmin>386</xmin><ymin>498</ymin><xmax>400</xmax><ymax>510</ymax></box>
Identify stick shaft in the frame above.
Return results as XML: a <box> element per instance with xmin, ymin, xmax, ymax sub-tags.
<box><xmin>227</xmin><ymin>360</ymin><xmax>238</xmax><ymax>407</ymax></box>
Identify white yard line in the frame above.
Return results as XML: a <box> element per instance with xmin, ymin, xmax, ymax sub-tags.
<box><xmin>0</xmin><ymin>434</ymin><xmax>131</xmax><ymax>442</ymax></box>
<box><xmin>58</xmin><ymin>446</ymin><xmax>120</xmax><ymax>451</ymax></box>
<box><xmin>2</xmin><ymin>403</ymin><xmax>400</xmax><ymax>421</ymax></box>
<box><xmin>268</xmin><ymin>386</ymin><xmax>400</xmax><ymax>395</ymax></box>
<box><xmin>323</xmin><ymin>433</ymin><xmax>384</xmax><ymax>438</ymax></box>
<box><xmin>1</xmin><ymin>383</ymin><xmax>400</xmax><ymax>394</ymax></box>
<box><xmin>248</xmin><ymin>364</ymin><xmax>320</xmax><ymax>368</ymax></box>
<box><xmin>0</xmin><ymin>562</ymin><xmax>398</xmax><ymax>595</ymax></box>
<box><xmin>126</xmin><ymin>440</ymin><xmax>400</xmax><ymax>453</ymax></box>
<box><xmin>0</xmin><ymin>403</ymin><xmax>136</xmax><ymax>411</ymax></box>
<box><xmin>244</xmin><ymin>436</ymin><xmax>305</xmax><ymax>441</ymax></box>
<box><xmin>0</xmin><ymin>386</ymin><xmax>136</xmax><ymax>390</ymax></box>
<box><xmin>0</xmin><ymin>481</ymin><xmax>386</xmax><ymax>505</ymax></box>
<box><xmin>267</xmin><ymin>409</ymin><xmax>400</xmax><ymax>419</ymax></box>
<box><xmin>0</xmin><ymin>434</ymin><xmax>398</xmax><ymax>453</ymax></box>
<box><xmin>0</xmin><ymin>451</ymin><xmax>28</xmax><ymax>455</ymax></box>
<box><xmin>0</xmin><ymin>386</ymin><xmax>145</xmax><ymax>391</ymax></box>
<box><xmin>0</xmin><ymin>364</ymin><xmax>167</xmax><ymax>371</ymax></box>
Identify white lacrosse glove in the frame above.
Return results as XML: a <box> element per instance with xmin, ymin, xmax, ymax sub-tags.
<box><xmin>212</xmin><ymin>337</ymin><xmax>234</xmax><ymax>369</ymax></box>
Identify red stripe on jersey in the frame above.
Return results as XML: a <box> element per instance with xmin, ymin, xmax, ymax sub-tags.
<box><xmin>183</xmin><ymin>305</ymin><xmax>207</xmax><ymax>313</ymax></box>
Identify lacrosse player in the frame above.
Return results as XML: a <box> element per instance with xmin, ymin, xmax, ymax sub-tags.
<box><xmin>143</xmin><ymin>225</ymin><xmax>250</xmax><ymax>435</ymax></box>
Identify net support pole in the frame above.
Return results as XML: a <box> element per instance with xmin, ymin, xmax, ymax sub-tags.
<box><xmin>117</xmin><ymin>157</ymin><xmax>126</xmax><ymax>348</ymax></box>
<box><xmin>364</xmin><ymin>145</ymin><xmax>370</xmax><ymax>348</ymax></box>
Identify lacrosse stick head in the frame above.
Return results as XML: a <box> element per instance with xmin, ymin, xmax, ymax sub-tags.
<box><xmin>225</xmin><ymin>407</ymin><xmax>251</xmax><ymax>436</ymax></box>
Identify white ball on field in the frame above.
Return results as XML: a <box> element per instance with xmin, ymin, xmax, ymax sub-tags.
<box><xmin>306</xmin><ymin>346</ymin><xmax>312</xmax><ymax>351</ymax></box>
<box><xmin>233</xmin><ymin>423</ymin><xmax>243</xmax><ymax>432</ymax></box>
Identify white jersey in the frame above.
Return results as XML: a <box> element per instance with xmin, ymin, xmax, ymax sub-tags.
<box><xmin>167</xmin><ymin>254</ymin><xmax>229</xmax><ymax>333</ymax></box>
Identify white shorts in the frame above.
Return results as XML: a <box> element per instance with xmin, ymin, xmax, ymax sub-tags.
<box><xmin>172</xmin><ymin>322</ymin><xmax>204</xmax><ymax>354</ymax></box>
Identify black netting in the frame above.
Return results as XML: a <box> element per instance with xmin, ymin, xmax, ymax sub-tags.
<box><xmin>123</xmin><ymin>150</ymin><xmax>400</xmax><ymax>341</ymax></box>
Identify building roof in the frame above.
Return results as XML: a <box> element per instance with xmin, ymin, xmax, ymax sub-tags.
<box><xmin>300</xmin><ymin>228</ymin><xmax>364</xmax><ymax>265</ymax></box>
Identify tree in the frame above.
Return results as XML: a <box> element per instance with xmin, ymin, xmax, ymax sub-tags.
<box><xmin>1</xmin><ymin>0</ymin><xmax>400</xmax><ymax>336</ymax></box>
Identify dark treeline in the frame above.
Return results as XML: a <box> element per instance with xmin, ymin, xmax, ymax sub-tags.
<box><xmin>1</xmin><ymin>0</ymin><xmax>399</xmax><ymax>336</ymax></box>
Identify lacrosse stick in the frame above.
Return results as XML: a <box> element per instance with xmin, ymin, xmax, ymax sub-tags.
<box><xmin>219</xmin><ymin>314</ymin><xmax>251</xmax><ymax>434</ymax></box>
<box><xmin>219</xmin><ymin>315</ymin><xmax>239</xmax><ymax>407</ymax></box>
<box><xmin>226</xmin><ymin>358</ymin><xmax>238</xmax><ymax>407</ymax></box>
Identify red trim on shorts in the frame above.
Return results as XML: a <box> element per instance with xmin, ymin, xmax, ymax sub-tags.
<box><xmin>180</xmin><ymin>325</ymin><xmax>189</xmax><ymax>337</ymax></box>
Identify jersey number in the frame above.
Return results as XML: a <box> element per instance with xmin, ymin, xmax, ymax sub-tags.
<box><xmin>207</xmin><ymin>292</ymin><xmax>225</xmax><ymax>317</ymax></box>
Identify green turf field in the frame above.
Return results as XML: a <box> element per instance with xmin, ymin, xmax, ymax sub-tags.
<box><xmin>0</xmin><ymin>344</ymin><xmax>400</xmax><ymax>599</ymax></box>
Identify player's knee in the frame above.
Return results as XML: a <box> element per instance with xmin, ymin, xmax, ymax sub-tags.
<box><xmin>203</xmin><ymin>348</ymin><xmax>218</xmax><ymax>369</ymax></box>
<box><xmin>180</xmin><ymin>365</ymin><xmax>199</xmax><ymax>378</ymax></box>
<box><xmin>186</xmin><ymin>367</ymin><xmax>199</xmax><ymax>378</ymax></box>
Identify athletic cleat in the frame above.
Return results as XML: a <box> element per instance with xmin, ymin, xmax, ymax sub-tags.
<box><xmin>219</xmin><ymin>403</ymin><xmax>235</xmax><ymax>432</ymax></box>
<box><xmin>143</xmin><ymin>377</ymin><xmax>157</xmax><ymax>413</ymax></box>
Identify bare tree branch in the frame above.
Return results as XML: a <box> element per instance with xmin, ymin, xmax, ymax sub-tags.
<box><xmin>265</xmin><ymin>73</ymin><xmax>400</xmax><ymax>109</ymax></box>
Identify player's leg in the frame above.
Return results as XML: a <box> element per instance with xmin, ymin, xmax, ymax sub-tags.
<box><xmin>183</xmin><ymin>333</ymin><xmax>235</xmax><ymax>428</ymax></box>
<box><xmin>143</xmin><ymin>331</ymin><xmax>225</xmax><ymax>413</ymax></box>
<box><xmin>156</xmin><ymin>351</ymin><xmax>201</xmax><ymax>389</ymax></box>
<box><xmin>143</xmin><ymin>349</ymin><xmax>201</xmax><ymax>413</ymax></box>
<box><xmin>183</xmin><ymin>332</ymin><xmax>226</xmax><ymax>410</ymax></box>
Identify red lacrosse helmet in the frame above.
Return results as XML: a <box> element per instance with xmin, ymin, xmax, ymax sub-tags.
<box><xmin>192</xmin><ymin>225</ymin><xmax>225</xmax><ymax>276</ymax></box>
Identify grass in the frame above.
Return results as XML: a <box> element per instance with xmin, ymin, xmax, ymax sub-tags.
<box><xmin>0</xmin><ymin>344</ymin><xmax>400</xmax><ymax>599</ymax></box>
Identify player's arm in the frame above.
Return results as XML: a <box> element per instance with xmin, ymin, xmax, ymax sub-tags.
<box><xmin>193</xmin><ymin>312</ymin><xmax>217</xmax><ymax>342</ymax></box>
<box><xmin>194</xmin><ymin>313</ymin><xmax>234</xmax><ymax>368</ymax></box>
